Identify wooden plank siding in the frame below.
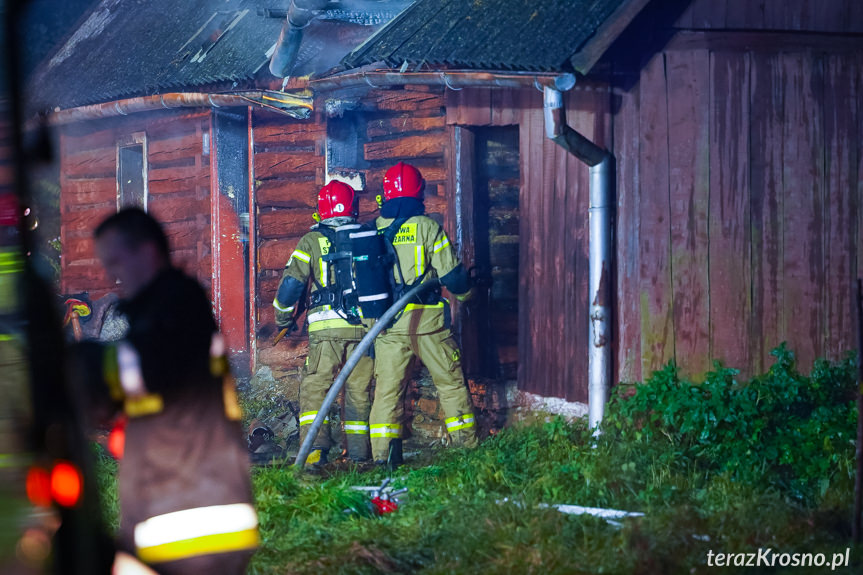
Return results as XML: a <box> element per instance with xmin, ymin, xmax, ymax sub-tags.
<box><xmin>439</xmin><ymin>38</ymin><xmax>861</xmax><ymax>401</ymax></box>
<box><xmin>677</xmin><ymin>0</ymin><xmax>863</xmax><ymax>33</ymax></box>
<box><xmin>59</xmin><ymin>111</ymin><xmax>212</xmax><ymax>301</ymax></box>
<box><xmin>610</xmin><ymin>42</ymin><xmax>861</xmax><ymax>382</ymax></box>
<box><xmin>448</xmin><ymin>86</ymin><xmax>604</xmax><ymax>401</ymax></box>
<box><xmin>636</xmin><ymin>52</ymin><xmax>676</xmax><ymax>378</ymax></box>
<box><xmin>708</xmin><ymin>51</ymin><xmax>752</xmax><ymax>372</ymax></box>
<box><xmin>822</xmin><ymin>54</ymin><xmax>858</xmax><ymax>359</ymax></box>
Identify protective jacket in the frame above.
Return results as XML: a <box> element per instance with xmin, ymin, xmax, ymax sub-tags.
<box><xmin>370</xmin><ymin>212</ymin><xmax>476</xmax><ymax>462</ymax></box>
<box><xmin>375</xmin><ymin>214</ymin><xmax>471</xmax><ymax>334</ymax></box>
<box><xmin>87</xmin><ymin>268</ymin><xmax>257</xmax><ymax>574</ymax></box>
<box><xmin>273</xmin><ymin>221</ymin><xmax>373</xmax><ymax>461</ymax></box>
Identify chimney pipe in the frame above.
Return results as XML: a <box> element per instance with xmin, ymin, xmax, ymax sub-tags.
<box><xmin>269</xmin><ymin>0</ymin><xmax>331</xmax><ymax>78</ymax></box>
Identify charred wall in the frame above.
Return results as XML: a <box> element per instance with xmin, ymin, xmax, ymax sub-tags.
<box><xmin>253</xmin><ymin>86</ymin><xmax>449</xmax><ymax>371</ymax></box>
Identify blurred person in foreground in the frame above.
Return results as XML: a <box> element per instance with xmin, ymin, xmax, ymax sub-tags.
<box><xmin>76</xmin><ymin>207</ymin><xmax>257</xmax><ymax>575</ymax></box>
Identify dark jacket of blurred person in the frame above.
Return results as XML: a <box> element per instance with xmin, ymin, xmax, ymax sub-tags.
<box><xmin>77</xmin><ymin>207</ymin><xmax>257</xmax><ymax>575</ymax></box>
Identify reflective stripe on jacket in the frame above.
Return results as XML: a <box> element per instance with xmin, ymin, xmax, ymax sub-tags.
<box><xmin>134</xmin><ymin>503</ymin><xmax>259</xmax><ymax>564</ymax></box>
<box><xmin>376</xmin><ymin>215</ymin><xmax>461</xmax><ymax>334</ymax></box>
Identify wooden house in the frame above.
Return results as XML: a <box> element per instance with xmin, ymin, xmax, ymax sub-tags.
<box><xmin>29</xmin><ymin>0</ymin><xmax>407</xmax><ymax>375</ymax></box>
<box><xmin>321</xmin><ymin>0</ymin><xmax>863</xmax><ymax>407</ymax></box>
<box><xmin>37</xmin><ymin>0</ymin><xmax>863</xmax><ymax>416</ymax></box>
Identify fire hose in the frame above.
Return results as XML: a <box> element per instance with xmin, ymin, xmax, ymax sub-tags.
<box><xmin>294</xmin><ymin>279</ymin><xmax>440</xmax><ymax>468</ymax></box>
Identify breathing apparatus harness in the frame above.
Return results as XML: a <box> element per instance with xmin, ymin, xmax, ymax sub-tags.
<box><xmin>307</xmin><ymin>221</ymin><xmax>394</xmax><ymax>325</ymax></box>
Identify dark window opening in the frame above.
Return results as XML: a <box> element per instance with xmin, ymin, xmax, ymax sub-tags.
<box><xmin>326</xmin><ymin>110</ymin><xmax>370</xmax><ymax>173</ymax></box>
<box><xmin>117</xmin><ymin>140</ymin><xmax>146</xmax><ymax>210</ymax></box>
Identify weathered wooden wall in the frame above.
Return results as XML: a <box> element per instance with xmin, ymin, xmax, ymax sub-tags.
<box><xmin>614</xmin><ymin>2</ymin><xmax>863</xmax><ymax>383</ymax></box>
<box><xmin>252</xmin><ymin>108</ymin><xmax>325</xmax><ymax>368</ymax></box>
<box><xmin>59</xmin><ymin>110</ymin><xmax>213</xmax><ymax>300</ymax></box>
<box><xmin>447</xmin><ymin>86</ymin><xmax>610</xmax><ymax>402</ymax></box>
<box><xmin>678</xmin><ymin>0</ymin><xmax>863</xmax><ymax>32</ymax></box>
<box><xmin>444</xmin><ymin>4</ymin><xmax>861</xmax><ymax>402</ymax></box>
<box><xmin>253</xmin><ymin>87</ymin><xmax>449</xmax><ymax>369</ymax></box>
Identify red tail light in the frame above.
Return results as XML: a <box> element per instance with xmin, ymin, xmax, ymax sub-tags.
<box><xmin>26</xmin><ymin>466</ymin><xmax>52</xmax><ymax>507</ymax></box>
<box><xmin>108</xmin><ymin>416</ymin><xmax>127</xmax><ymax>459</ymax></box>
<box><xmin>50</xmin><ymin>461</ymin><xmax>83</xmax><ymax>507</ymax></box>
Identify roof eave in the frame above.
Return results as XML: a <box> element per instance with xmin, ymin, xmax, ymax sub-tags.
<box><xmin>569</xmin><ymin>0</ymin><xmax>654</xmax><ymax>75</ymax></box>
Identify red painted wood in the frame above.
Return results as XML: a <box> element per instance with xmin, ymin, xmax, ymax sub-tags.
<box><xmin>257</xmin><ymin>209</ymin><xmax>316</xmax><ymax>239</ymax></box>
<box><xmin>567</xmin><ymin>87</ymin><xmax>596</xmax><ymax>402</ymax></box>
<box><xmin>858</xmin><ymin>53</ymin><xmax>863</xmax><ymax>306</ymax></box>
<box><xmin>749</xmin><ymin>53</ymin><xmax>786</xmax><ymax>372</ymax></box>
<box><xmin>614</xmin><ymin>76</ymin><xmax>643</xmax><ymax>384</ymax></box>
<box><xmin>549</xmin><ymin>121</ymin><xmax>567</xmax><ymax>399</ymax></box>
<box><xmin>781</xmin><ymin>52</ymin><xmax>825</xmax><ymax>372</ymax></box>
<box><xmin>366</xmin><ymin>115</ymin><xmax>446</xmax><ymax>138</ymax></box>
<box><xmin>491</xmin><ymin>88</ymin><xmax>519</xmax><ymax>126</ymax></box>
<box><xmin>62</xmin><ymin>178</ymin><xmax>116</xmax><ymax>205</ymax></box>
<box><xmin>253</xmin><ymin>151</ymin><xmax>320</xmax><ymax>180</ymax></box>
<box><xmin>258</xmin><ymin>238</ymin><xmax>302</xmax><ymax>271</ymax></box>
<box><xmin>363</xmin><ymin>133</ymin><xmax>447</xmax><ymax>161</ymax></box>
<box><xmin>823</xmin><ymin>54</ymin><xmax>859</xmax><ymax>359</ymax></box>
<box><xmin>148</xmin><ymin>132</ymin><xmax>201</xmax><ymax>163</ymax></box>
<box><xmin>666</xmin><ymin>49</ymin><xmax>711</xmax><ymax>378</ymax></box>
<box><xmin>63</xmin><ymin>147</ymin><xmax>115</xmax><ymax>179</ymax></box>
<box><xmin>638</xmin><ymin>52</ymin><xmax>675</xmax><ymax>376</ymax></box>
<box><xmin>709</xmin><ymin>51</ymin><xmax>752</xmax><ymax>373</ymax></box>
<box><xmin>678</xmin><ymin>0</ymin><xmax>863</xmax><ymax>32</ymax></box>
<box><xmin>373</xmin><ymin>89</ymin><xmax>445</xmax><ymax>113</ymax></box>
<box><xmin>518</xmin><ymin>100</ymin><xmax>542</xmax><ymax>394</ymax></box>
<box><xmin>147</xmin><ymin>193</ymin><xmax>206</xmax><ymax>224</ymax></box>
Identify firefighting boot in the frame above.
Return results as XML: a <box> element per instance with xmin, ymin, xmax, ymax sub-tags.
<box><xmin>374</xmin><ymin>438</ymin><xmax>403</xmax><ymax>470</ymax></box>
<box><xmin>305</xmin><ymin>448</ymin><xmax>329</xmax><ymax>469</ymax></box>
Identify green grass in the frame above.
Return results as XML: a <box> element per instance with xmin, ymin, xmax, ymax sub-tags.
<box><xmin>95</xmin><ymin>346</ymin><xmax>863</xmax><ymax>574</ymax></box>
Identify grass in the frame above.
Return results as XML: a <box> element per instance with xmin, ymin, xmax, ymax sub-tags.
<box><xmin>247</xmin><ymin>422</ymin><xmax>858</xmax><ymax>574</ymax></box>
<box><xmin>94</xmin><ymin>347</ymin><xmax>862</xmax><ymax>574</ymax></box>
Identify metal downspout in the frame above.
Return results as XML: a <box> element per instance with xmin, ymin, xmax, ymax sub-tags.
<box><xmin>543</xmin><ymin>86</ymin><xmax>613</xmax><ymax>430</ymax></box>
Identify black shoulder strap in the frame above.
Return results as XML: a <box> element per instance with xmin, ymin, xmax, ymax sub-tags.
<box><xmin>309</xmin><ymin>226</ymin><xmax>336</xmax><ymax>290</ymax></box>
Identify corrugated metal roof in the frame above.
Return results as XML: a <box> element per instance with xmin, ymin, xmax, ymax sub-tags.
<box><xmin>27</xmin><ymin>0</ymin><xmax>282</xmax><ymax>111</ymax></box>
<box><xmin>26</xmin><ymin>0</ymin><xmax>405</xmax><ymax>112</ymax></box>
<box><xmin>342</xmin><ymin>0</ymin><xmax>642</xmax><ymax>73</ymax></box>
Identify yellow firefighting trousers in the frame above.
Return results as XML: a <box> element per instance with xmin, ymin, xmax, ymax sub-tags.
<box><xmin>369</xmin><ymin>328</ymin><xmax>477</xmax><ymax>461</ymax></box>
<box><xmin>300</xmin><ymin>331</ymin><xmax>373</xmax><ymax>461</ymax></box>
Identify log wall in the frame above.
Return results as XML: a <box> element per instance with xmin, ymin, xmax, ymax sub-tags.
<box><xmin>59</xmin><ymin>110</ymin><xmax>213</xmax><ymax>300</ymax></box>
<box><xmin>252</xmin><ymin>87</ymin><xmax>449</xmax><ymax>369</ymax></box>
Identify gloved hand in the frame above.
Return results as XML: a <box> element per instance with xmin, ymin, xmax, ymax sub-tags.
<box><xmin>455</xmin><ymin>287</ymin><xmax>475</xmax><ymax>303</ymax></box>
<box><xmin>275</xmin><ymin>310</ymin><xmax>296</xmax><ymax>331</ymax></box>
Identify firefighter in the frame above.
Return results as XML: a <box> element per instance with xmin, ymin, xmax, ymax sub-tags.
<box><xmin>273</xmin><ymin>180</ymin><xmax>374</xmax><ymax>465</ymax></box>
<box><xmin>369</xmin><ymin>162</ymin><xmax>478</xmax><ymax>466</ymax></box>
<box><xmin>81</xmin><ymin>208</ymin><xmax>258</xmax><ymax>575</ymax></box>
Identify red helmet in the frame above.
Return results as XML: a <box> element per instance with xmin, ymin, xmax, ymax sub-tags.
<box><xmin>382</xmin><ymin>162</ymin><xmax>424</xmax><ymax>201</ymax></box>
<box><xmin>317</xmin><ymin>180</ymin><xmax>357</xmax><ymax>219</ymax></box>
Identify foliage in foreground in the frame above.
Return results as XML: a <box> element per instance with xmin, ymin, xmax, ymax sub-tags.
<box><xmin>249</xmin><ymin>346</ymin><xmax>860</xmax><ymax>574</ymax></box>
